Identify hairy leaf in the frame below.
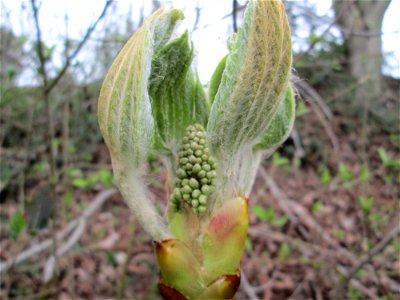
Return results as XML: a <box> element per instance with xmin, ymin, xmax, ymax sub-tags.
<box><xmin>207</xmin><ymin>0</ymin><xmax>292</xmax><ymax>158</ymax></box>
<box><xmin>98</xmin><ymin>8</ymin><xmax>184</xmax><ymax>166</ymax></box>
<box><xmin>254</xmin><ymin>84</ymin><xmax>296</xmax><ymax>151</ymax></box>
<box><xmin>208</xmin><ymin>55</ymin><xmax>227</xmax><ymax>105</ymax></box>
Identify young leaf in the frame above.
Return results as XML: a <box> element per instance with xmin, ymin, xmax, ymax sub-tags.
<box><xmin>358</xmin><ymin>196</ymin><xmax>374</xmax><ymax>215</ymax></box>
<box><xmin>252</xmin><ymin>205</ymin><xmax>275</xmax><ymax>222</ymax></box>
<box><xmin>278</xmin><ymin>242</ymin><xmax>291</xmax><ymax>260</ymax></box>
<box><xmin>378</xmin><ymin>148</ymin><xmax>400</xmax><ymax>168</ymax></box>
<box><xmin>149</xmin><ymin>31</ymin><xmax>195</xmax><ymax>148</ymax></box>
<box><xmin>98</xmin><ymin>8</ymin><xmax>184</xmax><ymax>166</ymax></box>
<box><xmin>271</xmin><ymin>216</ymin><xmax>289</xmax><ymax>226</ymax></box>
<box><xmin>10</xmin><ymin>211</ymin><xmax>26</xmax><ymax>240</ymax></box>
<box><xmin>207</xmin><ymin>1</ymin><xmax>292</xmax><ymax>158</ymax></box>
<box><xmin>208</xmin><ymin>55</ymin><xmax>227</xmax><ymax>105</ymax></box>
<box><xmin>339</xmin><ymin>163</ymin><xmax>352</xmax><ymax>182</ymax></box>
<box><xmin>254</xmin><ymin>85</ymin><xmax>296</xmax><ymax>151</ymax></box>
<box><xmin>321</xmin><ymin>167</ymin><xmax>332</xmax><ymax>185</ymax></box>
<box><xmin>312</xmin><ymin>200</ymin><xmax>322</xmax><ymax>214</ymax></box>
<box><xmin>272</xmin><ymin>153</ymin><xmax>290</xmax><ymax>167</ymax></box>
<box><xmin>359</xmin><ymin>164</ymin><xmax>370</xmax><ymax>182</ymax></box>
<box><xmin>63</xmin><ymin>192</ymin><xmax>73</xmax><ymax>207</ymax></box>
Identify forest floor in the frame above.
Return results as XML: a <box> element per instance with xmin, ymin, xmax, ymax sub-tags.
<box><xmin>1</xmin><ymin>100</ymin><xmax>399</xmax><ymax>300</ymax></box>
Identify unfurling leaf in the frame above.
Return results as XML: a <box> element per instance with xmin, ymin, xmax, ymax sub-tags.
<box><xmin>254</xmin><ymin>85</ymin><xmax>296</xmax><ymax>151</ymax></box>
<box><xmin>207</xmin><ymin>0</ymin><xmax>292</xmax><ymax>158</ymax></box>
<box><xmin>98</xmin><ymin>8</ymin><xmax>184</xmax><ymax>167</ymax></box>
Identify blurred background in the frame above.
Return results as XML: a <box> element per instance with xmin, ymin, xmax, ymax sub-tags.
<box><xmin>0</xmin><ymin>0</ymin><xmax>399</xmax><ymax>299</ymax></box>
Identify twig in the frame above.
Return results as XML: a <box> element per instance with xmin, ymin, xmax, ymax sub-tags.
<box><xmin>338</xmin><ymin>226</ymin><xmax>400</xmax><ymax>295</ymax></box>
<box><xmin>240</xmin><ymin>271</ymin><xmax>259</xmax><ymax>300</ymax></box>
<box><xmin>259</xmin><ymin>168</ymin><xmax>309</xmax><ymax>240</ymax></box>
<box><xmin>191</xmin><ymin>2</ymin><xmax>201</xmax><ymax>34</ymax></box>
<box><xmin>295</xmin><ymin>81</ymin><xmax>339</xmax><ymax>153</ymax></box>
<box><xmin>259</xmin><ymin>170</ymin><xmax>400</xmax><ymax>293</ymax></box>
<box><xmin>232</xmin><ymin>0</ymin><xmax>238</xmax><ymax>33</ymax></box>
<box><xmin>44</xmin><ymin>0</ymin><xmax>114</xmax><ymax>94</ymax></box>
<box><xmin>42</xmin><ymin>219</ymin><xmax>86</xmax><ymax>282</ymax></box>
<box><xmin>0</xmin><ymin>220</ymin><xmax>77</xmax><ymax>274</ymax></box>
<box><xmin>30</xmin><ymin>0</ymin><xmax>48</xmax><ymax>87</ymax></box>
<box><xmin>336</xmin><ymin>266</ymin><xmax>379</xmax><ymax>300</ymax></box>
<box><xmin>290</xmin><ymin>125</ymin><xmax>305</xmax><ymax>158</ymax></box>
<box><xmin>0</xmin><ymin>189</ymin><xmax>117</xmax><ymax>274</ymax></box>
<box><xmin>295</xmin><ymin>80</ymin><xmax>333</xmax><ymax>120</ymax></box>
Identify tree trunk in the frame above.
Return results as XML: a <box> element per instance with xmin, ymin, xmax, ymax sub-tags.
<box><xmin>333</xmin><ymin>0</ymin><xmax>391</xmax><ymax>106</ymax></box>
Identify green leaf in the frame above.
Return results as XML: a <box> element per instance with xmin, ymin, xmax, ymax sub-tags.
<box><xmin>149</xmin><ymin>30</ymin><xmax>209</xmax><ymax>150</ymax></box>
<box><xmin>254</xmin><ymin>85</ymin><xmax>296</xmax><ymax>151</ymax></box>
<box><xmin>338</xmin><ymin>163</ymin><xmax>352</xmax><ymax>182</ymax></box>
<box><xmin>378</xmin><ymin>148</ymin><xmax>391</xmax><ymax>166</ymax></box>
<box><xmin>207</xmin><ymin>1</ymin><xmax>292</xmax><ymax>158</ymax></box>
<box><xmin>358</xmin><ymin>196</ymin><xmax>374</xmax><ymax>215</ymax></box>
<box><xmin>271</xmin><ymin>216</ymin><xmax>288</xmax><ymax>226</ymax></box>
<box><xmin>149</xmin><ymin>31</ymin><xmax>194</xmax><ymax>147</ymax></box>
<box><xmin>66</xmin><ymin>168</ymin><xmax>82</xmax><ymax>178</ymax></box>
<box><xmin>278</xmin><ymin>242</ymin><xmax>291</xmax><ymax>260</ymax></box>
<box><xmin>309</xmin><ymin>32</ymin><xmax>323</xmax><ymax>44</ymax></box>
<box><xmin>63</xmin><ymin>192</ymin><xmax>73</xmax><ymax>207</ymax></box>
<box><xmin>312</xmin><ymin>200</ymin><xmax>322</xmax><ymax>214</ymax></box>
<box><xmin>252</xmin><ymin>205</ymin><xmax>275</xmax><ymax>222</ymax></box>
<box><xmin>321</xmin><ymin>167</ymin><xmax>331</xmax><ymax>185</ymax></box>
<box><xmin>98</xmin><ymin>169</ymin><xmax>114</xmax><ymax>187</ymax></box>
<box><xmin>335</xmin><ymin>230</ymin><xmax>345</xmax><ymax>239</ymax></box>
<box><xmin>98</xmin><ymin>8</ymin><xmax>184</xmax><ymax>166</ymax></box>
<box><xmin>10</xmin><ymin>211</ymin><xmax>26</xmax><ymax>240</ymax></box>
<box><xmin>272</xmin><ymin>153</ymin><xmax>290</xmax><ymax>167</ymax></box>
<box><xmin>296</xmin><ymin>101</ymin><xmax>309</xmax><ymax>116</ymax></box>
<box><xmin>72</xmin><ymin>178</ymin><xmax>91</xmax><ymax>188</ymax></box>
<box><xmin>378</xmin><ymin>148</ymin><xmax>400</xmax><ymax>168</ymax></box>
<box><xmin>191</xmin><ymin>71</ymin><xmax>209</xmax><ymax>128</ymax></box>
<box><xmin>359</xmin><ymin>163</ymin><xmax>370</xmax><ymax>182</ymax></box>
<box><xmin>208</xmin><ymin>55</ymin><xmax>227</xmax><ymax>105</ymax></box>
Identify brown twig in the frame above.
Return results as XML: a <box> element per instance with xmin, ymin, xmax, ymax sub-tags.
<box><xmin>258</xmin><ymin>169</ymin><xmax>400</xmax><ymax>294</ymax></box>
<box><xmin>295</xmin><ymin>81</ymin><xmax>339</xmax><ymax>153</ymax></box>
<box><xmin>338</xmin><ymin>225</ymin><xmax>400</xmax><ymax>296</ymax></box>
<box><xmin>44</xmin><ymin>0</ymin><xmax>114</xmax><ymax>94</ymax></box>
<box><xmin>290</xmin><ymin>125</ymin><xmax>305</xmax><ymax>159</ymax></box>
<box><xmin>232</xmin><ymin>0</ymin><xmax>238</xmax><ymax>33</ymax></box>
<box><xmin>240</xmin><ymin>271</ymin><xmax>259</xmax><ymax>299</ymax></box>
<box><xmin>0</xmin><ymin>189</ymin><xmax>117</xmax><ymax>275</ymax></box>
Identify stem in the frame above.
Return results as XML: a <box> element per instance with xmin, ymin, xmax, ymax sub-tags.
<box><xmin>114</xmin><ymin>161</ymin><xmax>171</xmax><ymax>240</ymax></box>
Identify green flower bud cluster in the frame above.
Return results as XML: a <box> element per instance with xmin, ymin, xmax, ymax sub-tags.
<box><xmin>171</xmin><ymin>124</ymin><xmax>217</xmax><ymax>214</ymax></box>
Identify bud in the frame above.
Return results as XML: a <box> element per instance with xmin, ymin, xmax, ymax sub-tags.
<box><xmin>170</xmin><ymin>124</ymin><xmax>216</xmax><ymax>214</ymax></box>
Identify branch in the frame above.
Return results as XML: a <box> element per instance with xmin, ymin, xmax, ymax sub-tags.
<box><xmin>30</xmin><ymin>0</ymin><xmax>48</xmax><ymax>87</ymax></box>
<box><xmin>340</xmin><ymin>225</ymin><xmax>400</xmax><ymax>290</ymax></box>
<box><xmin>232</xmin><ymin>0</ymin><xmax>238</xmax><ymax>33</ymax></box>
<box><xmin>42</xmin><ymin>219</ymin><xmax>86</xmax><ymax>282</ymax></box>
<box><xmin>240</xmin><ymin>271</ymin><xmax>259</xmax><ymax>299</ymax></box>
<box><xmin>0</xmin><ymin>189</ymin><xmax>117</xmax><ymax>274</ymax></box>
<box><xmin>259</xmin><ymin>170</ymin><xmax>400</xmax><ymax>293</ymax></box>
<box><xmin>294</xmin><ymin>81</ymin><xmax>339</xmax><ymax>153</ymax></box>
<box><xmin>44</xmin><ymin>0</ymin><xmax>114</xmax><ymax>94</ymax></box>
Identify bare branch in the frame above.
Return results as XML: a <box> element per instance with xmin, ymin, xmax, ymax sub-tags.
<box><xmin>340</xmin><ymin>225</ymin><xmax>400</xmax><ymax>291</ymax></box>
<box><xmin>240</xmin><ymin>271</ymin><xmax>259</xmax><ymax>299</ymax></box>
<box><xmin>30</xmin><ymin>0</ymin><xmax>48</xmax><ymax>86</ymax></box>
<box><xmin>0</xmin><ymin>189</ymin><xmax>117</xmax><ymax>274</ymax></box>
<box><xmin>232</xmin><ymin>0</ymin><xmax>238</xmax><ymax>33</ymax></box>
<box><xmin>45</xmin><ymin>0</ymin><xmax>114</xmax><ymax>94</ymax></box>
